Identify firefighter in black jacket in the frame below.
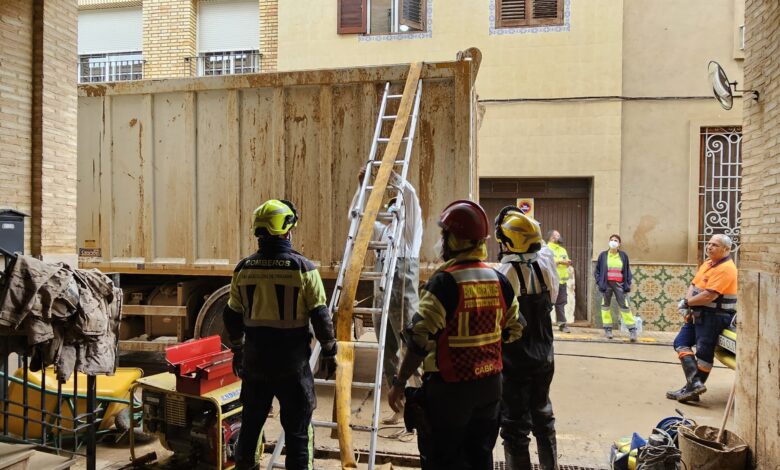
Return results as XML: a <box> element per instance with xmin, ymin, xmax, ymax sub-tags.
<box><xmin>223</xmin><ymin>199</ymin><xmax>337</xmax><ymax>470</ymax></box>
<box><xmin>387</xmin><ymin>200</ymin><xmax>524</xmax><ymax>470</ymax></box>
<box><xmin>495</xmin><ymin>207</ymin><xmax>560</xmax><ymax>470</ymax></box>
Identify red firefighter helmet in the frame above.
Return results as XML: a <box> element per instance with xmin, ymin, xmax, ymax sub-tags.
<box><xmin>438</xmin><ymin>200</ymin><xmax>490</xmax><ymax>241</ymax></box>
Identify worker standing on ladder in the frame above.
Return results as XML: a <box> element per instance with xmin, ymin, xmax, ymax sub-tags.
<box><xmin>223</xmin><ymin>199</ymin><xmax>337</xmax><ymax>470</ymax></box>
<box><xmin>495</xmin><ymin>208</ymin><xmax>560</xmax><ymax>470</ymax></box>
<box><xmin>373</xmin><ymin>172</ymin><xmax>423</xmax><ymax>423</ymax></box>
<box><xmin>387</xmin><ymin>200</ymin><xmax>525</xmax><ymax>470</ymax></box>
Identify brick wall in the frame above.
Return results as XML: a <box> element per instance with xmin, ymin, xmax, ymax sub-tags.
<box><xmin>31</xmin><ymin>0</ymin><xmax>79</xmax><ymax>261</ymax></box>
<box><xmin>0</xmin><ymin>3</ymin><xmax>34</xmax><ymax>253</ymax></box>
<box><xmin>740</xmin><ymin>1</ymin><xmax>780</xmax><ymax>275</ymax></box>
<box><xmin>0</xmin><ymin>0</ymin><xmax>77</xmax><ymax>261</ymax></box>
<box><xmin>259</xmin><ymin>0</ymin><xmax>278</xmax><ymax>71</ymax></box>
<box><xmin>142</xmin><ymin>0</ymin><xmax>197</xmax><ymax>78</ymax></box>
<box><xmin>736</xmin><ymin>1</ymin><xmax>780</xmax><ymax>467</ymax></box>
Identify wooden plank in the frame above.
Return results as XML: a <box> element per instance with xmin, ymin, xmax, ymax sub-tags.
<box><xmin>334</xmin><ymin>62</ymin><xmax>422</xmax><ymax>470</ymax></box>
<box><xmin>98</xmin><ymin>96</ymin><xmax>113</xmax><ymax>261</ymax></box>
<box><xmin>756</xmin><ymin>272</ymin><xmax>780</xmax><ymax>466</ymax></box>
<box><xmin>122</xmin><ymin>305</ymin><xmax>187</xmax><ymax>317</ymax></box>
<box><xmin>319</xmin><ymin>85</ymin><xmax>334</xmax><ymax>265</ymax></box>
<box><xmin>119</xmin><ymin>340</ymin><xmax>177</xmax><ymax>352</ymax></box>
<box><xmin>734</xmin><ymin>269</ymin><xmax>759</xmax><ymax>453</ymax></box>
<box><xmin>141</xmin><ymin>94</ymin><xmax>155</xmax><ymax>261</ymax></box>
<box><xmin>77</xmin><ymin>62</ymin><xmax>460</xmax><ymax>97</ymax></box>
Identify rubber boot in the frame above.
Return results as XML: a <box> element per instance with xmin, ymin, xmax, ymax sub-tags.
<box><xmin>536</xmin><ymin>433</ymin><xmax>559</xmax><ymax>470</ymax></box>
<box><xmin>504</xmin><ymin>443</ymin><xmax>533</xmax><ymax>470</ymax></box>
<box><xmin>628</xmin><ymin>328</ymin><xmax>637</xmax><ymax>343</ymax></box>
<box><xmin>666</xmin><ymin>355</ymin><xmax>706</xmax><ymax>402</ymax></box>
<box><xmin>680</xmin><ymin>370</ymin><xmax>710</xmax><ymax>403</ymax></box>
<box><xmin>604</xmin><ymin>327</ymin><xmax>613</xmax><ymax>339</ymax></box>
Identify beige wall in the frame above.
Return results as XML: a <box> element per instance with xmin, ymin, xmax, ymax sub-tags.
<box><xmin>142</xmin><ymin>0</ymin><xmax>196</xmax><ymax>78</ymax></box>
<box><xmin>736</xmin><ymin>0</ymin><xmax>780</xmax><ymax>466</ymax></box>
<box><xmin>479</xmin><ymin>101</ymin><xmax>623</xmax><ymax>248</ymax></box>
<box><xmin>278</xmin><ymin>0</ymin><xmax>624</xmax><ymax>99</ymax></box>
<box><xmin>623</xmin><ymin>0</ymin><xmax>743</xmax><ymax>97</ymax></box>
<box><xmin>0</xmin><ymin>0</ymin><xmax>78</xmax><ymax>263</ymax></box>
<box><xmin>620</xmin><ymin>101</ymin><xmax>743</xmax><ymax>264</ymax></box>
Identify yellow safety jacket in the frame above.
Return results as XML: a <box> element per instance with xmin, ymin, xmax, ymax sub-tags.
<box><xmin>547</xmin><ymin>242</ymin><xmax>570</xmax><ymax>284</ymax></box>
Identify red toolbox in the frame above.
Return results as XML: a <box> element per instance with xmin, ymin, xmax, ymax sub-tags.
<box><xmin>165</xmin><ymin>335</ymin><xmax>240</xmax><ymax>395</ymax></box>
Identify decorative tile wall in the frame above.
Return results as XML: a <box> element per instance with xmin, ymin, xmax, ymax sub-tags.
<box><xmin>591</xmin><ymin>263</ymin><xmax>696</xmax><ymax>331</ymax></box>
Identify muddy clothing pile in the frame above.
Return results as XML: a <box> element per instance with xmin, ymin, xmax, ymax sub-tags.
<box><xmin>0</xmin><ymin>255</ymin><xmax>122</xmax><ymax>381</ymax></box>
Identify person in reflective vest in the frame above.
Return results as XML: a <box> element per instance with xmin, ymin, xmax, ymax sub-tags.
<box><xmin>495</xmin><ymin>207</ymin><xmax>561</xmax><ymax>470</ymax></box>
<box><xmin>594</xmin><ymin>234</ymin><xmax>636</xmax><ymax>341</ymax></box>
<box><xmin>546</xmin><ymin>230</ymin><xmax>572</xmax><ymax>333</ymax></box>
<box><xmin>223</xmin><ymin>199</ymin><xmax>337</xmax><ymax>470</ymax></box>
<box><xmin>387</xmin><ymin>200</ymin><xmax>525</xmax><ymax>470</ymax></box>
<box><xmin>667</xmin><ymin>234</ymin><xmax>737</xmax><ymax>403</ymax></box>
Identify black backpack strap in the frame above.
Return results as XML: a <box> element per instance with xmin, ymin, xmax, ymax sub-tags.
<box><xmin>511</xmin><ymin>262</ymin><xmax>528</xmax><ymax>296</ymax></box>
<box><xmin>531</xmin><ymin>261</ymin><xmax>549</xmax><ymax>293</ymax></box>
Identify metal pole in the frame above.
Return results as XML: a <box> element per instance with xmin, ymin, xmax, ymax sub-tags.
<box><xmin>86</xmin><ymin>375</ymin><xmax>97</xmax><ymax>470</ymax></box>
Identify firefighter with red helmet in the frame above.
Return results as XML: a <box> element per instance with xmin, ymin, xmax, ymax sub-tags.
<box><xmin>388</xmin><ymin>200</ymin><xmax>525</xmax><ymax>469</ymax></box>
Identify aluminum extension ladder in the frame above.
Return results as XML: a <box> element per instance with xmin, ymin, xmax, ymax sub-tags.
<box><xmin>267</xmin><ymin>71</ymin><xmax>423</xmax><ymax>470</ymax></box>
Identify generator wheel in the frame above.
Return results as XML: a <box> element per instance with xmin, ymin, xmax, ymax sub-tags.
<box><xmin>194</xmin><ymin>285</ymin><xmax>231</xmax><ymax>344</ymax></box>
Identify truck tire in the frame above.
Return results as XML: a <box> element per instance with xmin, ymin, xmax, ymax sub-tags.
<box><xmin>194</xmin><ymin>285</ymin><xmax>231</xmax><ymax>344</ymax></box>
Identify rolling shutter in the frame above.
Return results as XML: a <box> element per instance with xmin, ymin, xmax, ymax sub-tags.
<box><xmin>338</xmin><ymin>0</ymin><xmax>367</xmax><ymax>34</ymax></box>
<box><xmin>531</xmin><ymin>0</ymin><xmax>563</xmax><ymax>24</ymax></box>
<box><xmin>400</xmin><ymin>0</ymin><xmax>424</xmax><ymax>31</ymax></box>
<box><xmin>198</xmin><ymin>0</ymin><xmax>260</xmax><ymax>53</ymax></box>
<box><xmin>496</xmin><ymin>0</ymin><xmax>527</xmax><ymax>28</ymax></box>
<box><xmin>496</xmin><ymin>0</ymin><xmax>563</xmax><ymax>28</ymax></box>
<box><xmin>78</xmin><ymin>7</ymin><xmax>142</xmax><ymax>54</ymax></box>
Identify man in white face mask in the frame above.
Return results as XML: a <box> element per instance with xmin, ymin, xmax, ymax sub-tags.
<box><xmin>594</xmin><ymin>234</ymin><xmax>636</xmax><ymax>341</ymax></box>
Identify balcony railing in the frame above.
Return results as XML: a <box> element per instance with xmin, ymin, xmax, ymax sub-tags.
<box><xmin>187</xmin><ymin>51</ymin><xmax>261</xmax><ymax>77</ymax></box>
<box><xmin>78</xmin><ymin>58</ymin><xmax>144</xmax><ymax>84</ymax></box>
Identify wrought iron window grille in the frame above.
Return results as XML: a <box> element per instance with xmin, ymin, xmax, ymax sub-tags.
<box><xmin>78</xmin><ymin>53</ymin><xmax>144</xmax><ymax>84</ymax></box>
<box><xmin>185</xmin><ymin>50</ymin><xmax>262</xmax><ymax>77</ymax></box>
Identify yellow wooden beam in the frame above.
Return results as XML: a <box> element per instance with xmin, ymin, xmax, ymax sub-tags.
<box><xmin>334</xmin><ymin>62</ymin><xmax>423</xmax><ymax>469</ymax></box>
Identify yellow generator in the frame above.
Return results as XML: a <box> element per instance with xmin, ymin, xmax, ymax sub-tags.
<box><xmin>715</xmin><ymin>321</ymin><xmax>737</xmax><ymax>370</ymax></box>
<box><xmin>130</xmin><ymin>337</ymin><xmax>261</xmax><ymax>470</ymax></box>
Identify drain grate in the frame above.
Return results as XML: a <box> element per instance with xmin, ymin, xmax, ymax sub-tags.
<box><xmin>494</xmin><ymin>464</ymin><xmax>604</xmax><ymax>470</ymax></box>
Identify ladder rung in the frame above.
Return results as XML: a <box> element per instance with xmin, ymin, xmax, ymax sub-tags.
<box><xmin>381</xmin><ymin>115</ymin><xmax>397</xmax><ymax>120</ymax></box>
<box><xmin>360</xmin><ymin>271</ymin><xmax>383</xmax><ymax>281</ymax></box>
<box><xmin>358</xmin><ymin>211</ymin><xmax>394</xmax><ymax>220</ymax></box>
<box><xmin>377</xmin><ymin>137</ymin><xmax>409</xmax><ymax>143</ymax></box>
<box><xmin>387</xmin><ymin>94</ymin><xmax>403</xmax><ymax>99</ymax></box>
<box><xmin>353</xmin><ymin>307</ymin><xmax>382</xmax><ymax>315</ymax></box>
<box><xmin>312</xmin><ymin>420</ymin><xmax>375</xmax><ymax>433</ymax></box>
<box><xmin>313</xmin><ymin>379</ymin><xmax>375</xmax><ymax>389</ymax></box>
<box><xmin>354</xmin><ymin>341</ymin><xmax>379</xmax><ymax>350</ymax></box>
<box><xmin>368</xmin><ymin>241</ymin><xmax>390</xmax><ymax>250</ymax></box>
<box><xmin>370</xmin><ymin>160</ymin><xmax>405</xmax><ymax>166</ymax></box>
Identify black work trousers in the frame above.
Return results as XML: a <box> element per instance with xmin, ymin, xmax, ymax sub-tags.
<box><xmin>500</xmin><ymin>363</ymin><xmax>557</xmax><ymax>469</ymax></box>
<box><xmin>235</xmin><ymin>367</ymin><xmax>316</xmax><ymax>470</ymax></box>
<box><xmin>417</xmin><ymin>373</ymin><xmax>501</xmax><ymax>470</ymax></box>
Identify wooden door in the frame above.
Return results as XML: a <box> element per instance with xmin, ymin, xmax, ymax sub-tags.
<box><xmin>480</xmin><ymin>178</ymin><xmax>592</xmax><ymax>321</ymax></box>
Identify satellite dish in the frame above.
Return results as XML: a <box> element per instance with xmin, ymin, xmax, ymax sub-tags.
<box><xmin>708</xmin><ymin>61</ymin><xmax>759</xmax><ymax>110</ymax></box>
<box><xmin>709</xmin><ymin>61</ymin><xmax>734</xmax><ymax>110</ymax></box>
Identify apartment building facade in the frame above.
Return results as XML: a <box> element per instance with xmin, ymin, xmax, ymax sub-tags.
<box><xmin>76</xmin><ymin>0</ymin><xmax>747</xmax><ymax>328</ymax></box>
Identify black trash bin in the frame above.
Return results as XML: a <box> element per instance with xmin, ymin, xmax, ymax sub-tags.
<box><xmin>0</xmin><ymin>208</ymin><xmax>28</xmax><ymax>270</ymax></box>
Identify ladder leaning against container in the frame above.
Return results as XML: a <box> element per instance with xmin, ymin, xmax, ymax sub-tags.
<box><xmin>266</xmin><ymin>62</ymin><xmax>423</xmax><ymax>470</ymax></box>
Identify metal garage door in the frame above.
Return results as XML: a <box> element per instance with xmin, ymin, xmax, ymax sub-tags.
<box><xmin>480</xmin><ymin>178</ymin><xmax>592</xmax><ymax>321</ymax></box>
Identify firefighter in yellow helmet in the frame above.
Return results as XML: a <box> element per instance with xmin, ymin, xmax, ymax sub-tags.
<box><xmin>387</xmin><ymin>200</ymin><xmax>524</xmax><ymax>469</ymax></box>
<box><xmin>223</xmin><ymin>199</ymin><xmax>337</xmax><ymax>470</ymax></box>
<box><xmin>494</xmin><ymin>207</ymin><xmax>561</xmax><ymax>470</ymax></box>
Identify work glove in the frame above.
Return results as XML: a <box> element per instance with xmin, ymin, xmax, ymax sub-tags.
<box><xmin>677</xmin><ymin>298</ymin><xmax>689</xmax><ymax>316</ymax></box>
<box><xmin>321</xmin><ymin>343</ymin><xmax>338</xmax><ymax>380</ymax></box>
<box><xmin>231</xmin><ymin>346</ymin><xmax>244</xmax><ymax>379</ymax></box>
